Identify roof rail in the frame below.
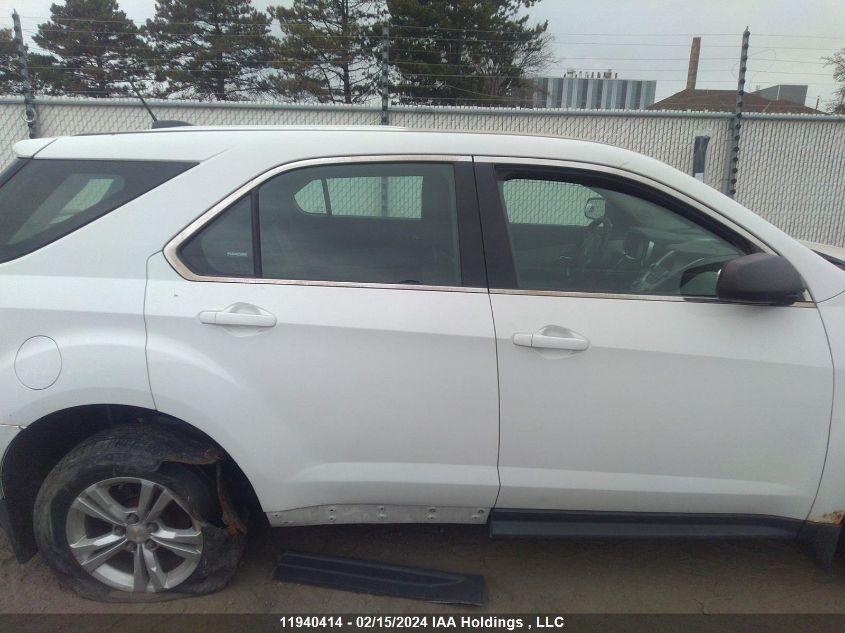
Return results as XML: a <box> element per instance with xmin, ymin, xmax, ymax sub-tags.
<box><xmin>151</xmin><ymin>120</ymin><xmax>192</xmax><ymax>129</ymax></box>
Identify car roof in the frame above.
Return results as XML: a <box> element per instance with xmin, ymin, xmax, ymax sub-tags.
<box><xmin>14</xmin><ymin>125</ymin><xmax>639</xmax><ymax>168</ymax></box>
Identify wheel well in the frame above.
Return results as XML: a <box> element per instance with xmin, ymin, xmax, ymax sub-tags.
<box><xmin>1</xmin><ymin>404</ymin><xmax>261</xmax><ymax>562</ymax></box>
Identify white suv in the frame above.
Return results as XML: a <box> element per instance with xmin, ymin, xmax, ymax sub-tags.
<box><xmin>1</xmin><ymin>127</ymin><xmax>845</xmax><ymax>599</ymax></box>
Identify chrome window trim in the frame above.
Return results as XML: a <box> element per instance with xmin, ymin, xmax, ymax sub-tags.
<box><xmin>475</xmin><ymin>155</ymin><xmax>815</xmax><ymax>306</ymax></box>
<box><xmin>489</xmin><ymin>287</ymin><xmax>814</xmax><ymax>308</ymax></box>
<box><xmin>163</xmin><ymin>154</ymin><xmax>482</xmax><ymax>293</ymax></box>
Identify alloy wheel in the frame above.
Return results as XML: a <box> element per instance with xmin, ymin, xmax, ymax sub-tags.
<box><xmin>65</xmin><ymin>477</ymin><xmax>203</xmax><ymax>593</ymax></box>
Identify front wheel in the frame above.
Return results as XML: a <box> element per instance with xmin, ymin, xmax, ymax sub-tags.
<box><xmin>33</xmin><ymin>426</ymin><xmax>244</xmax><ymax>600</ymax></box>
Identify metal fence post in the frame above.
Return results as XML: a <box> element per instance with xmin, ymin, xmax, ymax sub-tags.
<box><xmin>380</xmin><ymin>23</ymin><xmax>390</xmax><ymax>125</ymax></box>
<box><xmin>12</xmin><ymin>10</ymin><xmax>39</xmax><ymax>139</ymax></box>
<box><xmin>721</xmin><ymin>28</ymin><xmax>750</xmax><ymax>197</ymax></box>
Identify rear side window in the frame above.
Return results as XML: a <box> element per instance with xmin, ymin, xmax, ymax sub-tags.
<box><xmin>179</xmin><ymin>162</ymin><xmax>462</xmax><ymax>287</ymax></box>
<box><xmin>0</xmin><ymin>159</ymin><xmax>194</xmax><ymax>263</ymax></box>
<box><xmin>294</xmin><ymin>172</ymin><xmax>425</xmax><ymax>218</ymax></box>
<box><xmin>259</xmin><ymin>163</ymin><xmax>459</xmax><ymax>285</ymax></box>
<box><xmin>180</xmin><ymin>195</ymin><xmax>255</xmax><ymax>278</ymax></box>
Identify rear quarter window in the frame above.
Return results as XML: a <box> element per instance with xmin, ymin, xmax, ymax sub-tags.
<box><xmin>0</xmin><ymin>158</ymin><xmax>195</xmax><ymax>263</ymax></box>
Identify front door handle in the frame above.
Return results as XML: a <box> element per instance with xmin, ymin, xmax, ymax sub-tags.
<box><xmin>198</xmin><ymin>305</ymin><xmax>277</xmax><ymax>328</ymax></box>
<box><xmin>512</xmin><ymin>329</ymin><xmax>590</xmax><ymax>351</ymax></box>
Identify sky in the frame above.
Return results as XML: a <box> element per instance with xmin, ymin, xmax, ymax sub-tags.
<box><xmin>1</xmin><ymin>0</ymin><xmax>842</xmax><ymax>108</ymax></box>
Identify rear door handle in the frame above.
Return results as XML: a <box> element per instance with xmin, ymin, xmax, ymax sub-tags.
<box><xmin>198</xmin><ymin>306</ymin><xmax>277</xmax><ymax>328</ymax></box>
<box><xmin>512</xmin><ymin>330</ymin><xmax>589</xmax><ymax>351</ymax></box>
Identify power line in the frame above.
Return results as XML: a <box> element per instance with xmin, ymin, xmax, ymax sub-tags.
<box><xmin>15</xmin><ymin>26</ymin><xmax>841</xmax><ymax>53</ymax></box>
<box><xmin>19</xmin><ymin>58</ymin><xmax>836</xmax><ymax>77</ymax></box>
<box><xmin>8</xmin><ymin>13</ymin><xmax>840</xmax><ymax>106</ymax></box>
<box><xmin>753</xmin><ymin>33</ymin><xmax>845</xmax><ymax>40</ymax></box>
<box><xmin>391</xmin><ymin>25</ymin><xmax>842</xmax><ymax>40</ymax></box>
<box><xmin>13</xmin><ymin>21</ymin><xmax>842</xmax><ymax>50</ymax></box>
<box><xmin>9</xmin><ymin>14</ymin><xmax>845</xmax><ymax>40</ymax></box>
<box><xmin>6</xmin><ymin>37</ymin><xmax>800</xmax><ymax>64</ymax></box>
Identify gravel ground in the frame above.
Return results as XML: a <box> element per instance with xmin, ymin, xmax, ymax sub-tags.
<box><xmin>3</xmin><ymin>521</ymin><xmax>845</xmax><ymax>615</ymax></box>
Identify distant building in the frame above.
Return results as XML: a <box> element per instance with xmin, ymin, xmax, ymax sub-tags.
<box><xmin>531</xmin><ymin>70</ymin><xmax>657</xmax><ymax>110</ymax></box>
<box><xmin>753</xmin><ymin>84</ymin><xmax>808</xmax><ymax>106</ymax></box>
<box><xmin>647</xmin><ymin>38</ymin><xmax>823</xmax><ymax>114</ymax></box>
<box><xmin>647</xmin><ymin>87</ymin><xmax>822</xmax><ymax>114</ymax></box>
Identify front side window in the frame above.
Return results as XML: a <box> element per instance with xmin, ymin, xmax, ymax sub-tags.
<box><xmin>501</xmin><ymin>179</ymin><xmax>594</xmax><ymax>227</ymax></box>
<box><xmin>0</xmin><ymin>159</ymin><xmax>194</xmax><ymax>263</ymax></box>
<box><xmin>497</xmin><ymin>170</ymin><xmax>750</xmax><ymax>297</ymax></box>
<box><xmin>179</xmin><ymin>162</ymin><xmax>462</xmax><ymax>287</ymax></box>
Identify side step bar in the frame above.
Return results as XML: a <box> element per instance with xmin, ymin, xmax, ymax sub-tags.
<box><xmin>275</xmin><ymin>551</ymin><xmax>484</xmax><ymax>605</ymax></box>
<box><xmin>490</xmin><ymin>509</ymin><xmax>803</xmax><ymax>539</ymax></box>
<box><xmin>490</xmin><ymin>510</ymin><xmax>842</xmax><ymax>569</ymax></box>
<box><xmin>490</xmin><ymin>509</ymin><xmax>841</xmax><ymax>568</ymax></box>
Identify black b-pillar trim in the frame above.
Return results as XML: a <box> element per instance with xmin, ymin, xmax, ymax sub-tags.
<box><xmin>472</xmin><ymin>161</ymin><xmax>518</xmax><ymax>289</ymax></box>
<box><xmin>454</xmin><ymin>161</ymin><xmax>488</xmax><ymax>289</ymax></box>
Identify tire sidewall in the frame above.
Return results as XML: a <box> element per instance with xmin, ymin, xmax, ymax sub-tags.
<box><xmin>33</xmin><ymin>435</ymin><xmax>236</xmax><ymax>600</ymax></box>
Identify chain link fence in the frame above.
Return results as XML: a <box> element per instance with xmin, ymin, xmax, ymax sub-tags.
<box><xmin>1</xmin><ymin>96</ymin><xmax>843</xmax><ymax>245</ymax></box>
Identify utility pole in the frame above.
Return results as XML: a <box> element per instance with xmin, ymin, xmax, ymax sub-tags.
<box><xmin>380</xmin><ymin>23</ymin><xmax>389</xmax><ymax>125</ymax></box>
<box><xmin>722</xmin><ymin>28</ymin><xmax>750</xmax><ymax>198</ymax></box>
<box><xmin>12</xmin><ymin>10</ymin><xmax>39</xmax><ymax>139</ymax></box>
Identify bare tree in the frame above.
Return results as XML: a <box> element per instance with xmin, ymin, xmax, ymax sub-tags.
<box><xmin>824</xmin><ymin>49</ymin><xmax>845</xmax><ymax>114</ymax></box>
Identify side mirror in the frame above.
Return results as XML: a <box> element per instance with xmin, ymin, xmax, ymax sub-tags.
<box><xmin>716</xmin><ymin>253</ymin><xmax>805</xmax><ymax>306</ymax></box>
<box><xmin>584</xmin><ymin>197</ymin><xmax>606</xmax><ymax>220</ymax></box>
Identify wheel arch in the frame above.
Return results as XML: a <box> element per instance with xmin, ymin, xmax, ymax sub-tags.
<box><xmin>1</xmin><ymin>404</ymin><xmax>260</xmax><ymax>562</ymax></box>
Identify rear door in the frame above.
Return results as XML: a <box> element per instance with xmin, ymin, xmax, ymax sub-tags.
<box><xmin>476</xmin><ymin>158</ymin><xmax>833</xmax><ymax>520</ymax></box>
<box><xmin>145</xmin><ymin>156</ymin><xmax>501</xmax><ymax>522</ymax></box>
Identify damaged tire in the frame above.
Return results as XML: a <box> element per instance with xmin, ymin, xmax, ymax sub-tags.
<box><xmin>33</xmin><ymin>425</ymin><xmax>245</xmax><ymax>601</ymax></box>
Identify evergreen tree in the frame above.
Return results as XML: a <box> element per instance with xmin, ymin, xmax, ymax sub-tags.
<box><xmin>0</xmin><ymin>29</ymin><xmax>19</xmax><ymax>95</ymax></box>
<box><xmin>269</xmin><ymin>0</ymin><xmax>383</xmax><ymax>103</ymax></box>
<box><xmin>31</xmin><ymin>0</ymin><xmax>150</xmax><ymax>98</ymax></box>
<box><xmin>145</xmin><ymin>0</ymin><xmax>276</xmax><ymax>101</ymax></box>
<box><xmin>386</xmin><ymin>0</ymin><xmax>552</xmax><ymax>106</ymax></box>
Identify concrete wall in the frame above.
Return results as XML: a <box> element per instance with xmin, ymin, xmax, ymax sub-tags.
<box><xmin>2</xmin><ymin>96</ymin><xmax>843</xmax><ymax>245</ymax></box>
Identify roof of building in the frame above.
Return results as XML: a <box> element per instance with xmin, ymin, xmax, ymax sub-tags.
<box><xmin>647</xmin><ymin>88</ymin><xmax>824</xmax><ymax>114</ymax></box>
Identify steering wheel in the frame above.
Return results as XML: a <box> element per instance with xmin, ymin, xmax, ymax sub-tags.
<box><xmin>630</xmin><ymin>250</ymin><xmax>677</xmax><ymax>293</ymax></box>
<box><xmin>631</xmin><ymin>253</ymin><xmax>713</xmax><ymax>294</ymax></box>
<box><xmin>574</xmin><ymin>216</ymin><xmax>613</xmax><ymax>273</ymax></box>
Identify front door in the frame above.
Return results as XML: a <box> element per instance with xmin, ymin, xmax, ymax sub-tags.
<box><xmin>145</xmin><ymin>157</ymin><xmax>500</xmax><ymax>521</ymax></box>
<box><xmin>476</xmin><ymin>158</ymin><xmax>833</xmax><ymax>520</ymax></box>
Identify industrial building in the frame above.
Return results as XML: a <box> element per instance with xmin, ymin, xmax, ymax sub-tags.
<box><xmin>531</xmin><ymin>71</ymin><xmax>657</xmax><ymax>110</ymax></box>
